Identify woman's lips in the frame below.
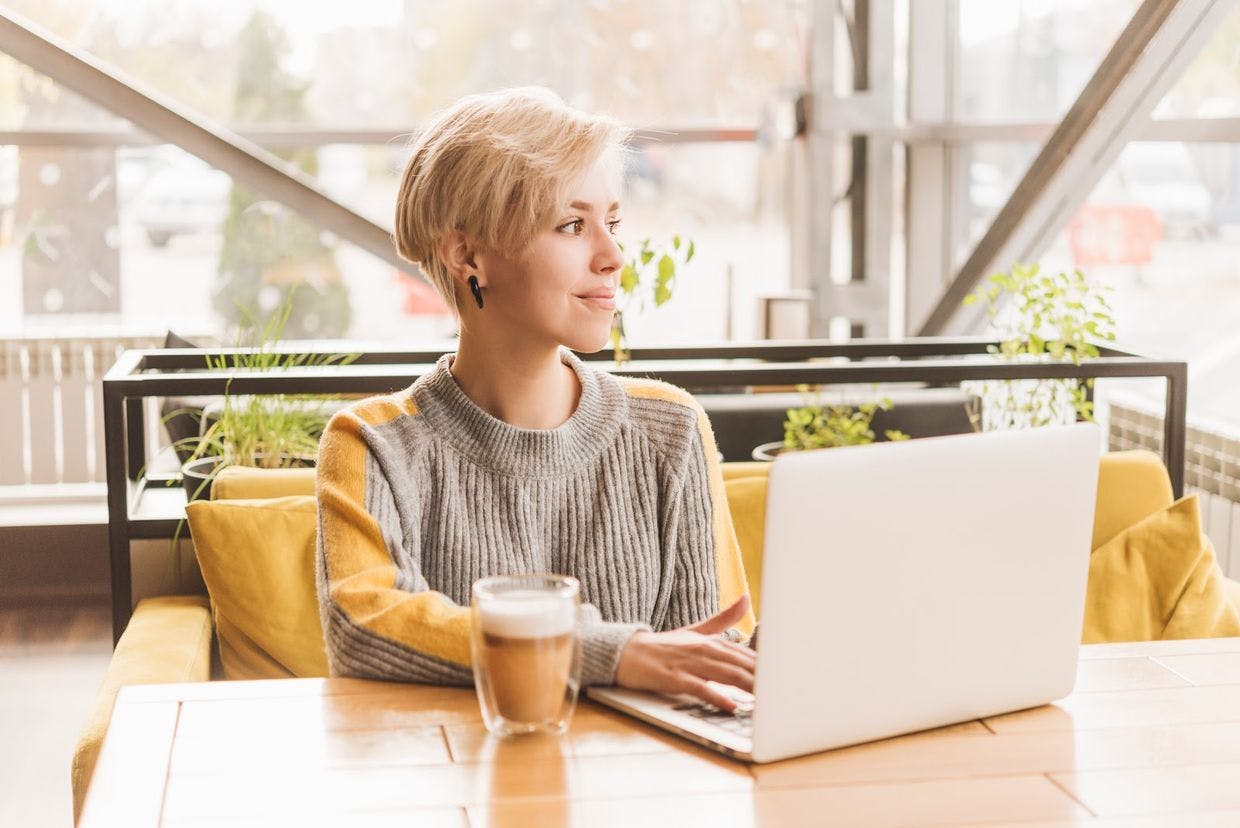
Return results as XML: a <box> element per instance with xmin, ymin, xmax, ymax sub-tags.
<box><xmin>577</xmin><ymin>293</ymin><xmax>616</xmax><ymax>311</ymax></box>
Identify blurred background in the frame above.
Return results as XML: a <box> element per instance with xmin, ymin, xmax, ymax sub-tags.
<box><xmin>0</xmin><ymin>0</ymin><xmax>1237</xmax><ymax>423</ymax></box>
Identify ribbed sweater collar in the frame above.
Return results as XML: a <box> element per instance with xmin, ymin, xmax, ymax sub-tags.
<box><xmin>410</xmin><ymin>349</ymin><xmax>626</xmax><ymax>477</ymax></box>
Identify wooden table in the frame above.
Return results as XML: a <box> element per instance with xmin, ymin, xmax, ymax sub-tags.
<box><xmin>80</xmin><ymin>637</ymin><xmax>1240</xmax><ymax>827</ymax></box>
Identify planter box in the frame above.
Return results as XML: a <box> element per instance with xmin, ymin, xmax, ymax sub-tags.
<box><xmin>700</xmin><ymin>387</ymin><xmax>975</xmax><ymax>462</ymax></box>
<box><xmin>101</xmin><ymin>338</ymin><xmax>1188</xmax><ymax>643</ymax></box>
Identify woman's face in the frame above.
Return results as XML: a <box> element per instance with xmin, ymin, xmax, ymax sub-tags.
<box><xmin>475</xmin><ymin>163</ymin><xmax>624</xmax><ymax>354</ymax></box>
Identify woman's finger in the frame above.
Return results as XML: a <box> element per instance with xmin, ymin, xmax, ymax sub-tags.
<box><xmin>677</xmin><ymin>675</ymin><xmax>743</xmax><ymax>712</ymax></box>
<box><xmin>718</xmin><ymin>638</ymin><xmax>758</xmax><ymax>663</ymax></box>
<box><xmin>689</xmin><ymin>659</ymin><xmax>755</xmax><ymax>694</ymax></box>
<box><xmin>705</xmin><ymin>639</ymin><xmax>756</xmax><ymax>672</ymax></box>
<box><xmin>686</xmin><ymin>594</ymin><xmax>751</xmax><ymax>636</ymax></box>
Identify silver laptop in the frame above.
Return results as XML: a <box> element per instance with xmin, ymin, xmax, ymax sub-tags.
<box><xmin>587</xmin><ymin>423</ymin><xmax>1101</xmax><ymax>763</ymax></box>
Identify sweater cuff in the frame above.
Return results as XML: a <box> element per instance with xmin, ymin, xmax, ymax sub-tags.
<box><xmin>578</xmin><ymin>619</ymin><xmax>649</xmax><ymax>686</ymax></box>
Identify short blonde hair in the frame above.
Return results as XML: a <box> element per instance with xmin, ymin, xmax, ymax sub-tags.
<box><xmin>394</xmin><ymin>87</ymin><xmax>630</xmax><ymax>316</ymax></box>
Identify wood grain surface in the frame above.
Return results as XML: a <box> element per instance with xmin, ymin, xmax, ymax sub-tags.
<box><xmin>80</xmin><ymin>638</ymin><xmax>1240</xmax><ymax>827</ymax></box>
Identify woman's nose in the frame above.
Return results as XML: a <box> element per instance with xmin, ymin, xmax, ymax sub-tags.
<box><xmin>596</xmin><ymin>232</ymin><xmax>624</xmax><ymax>273</ymax></box>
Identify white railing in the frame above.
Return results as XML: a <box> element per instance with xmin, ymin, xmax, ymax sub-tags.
<box><xmin>1109</xmin><ymin>395</ymin><xmax>1240</xmax><ymax>584</ymax></box>
<box><xmin>0</xmin><ymin>334</ymin><xmax>163</xmax><ymax>488</ymax></box>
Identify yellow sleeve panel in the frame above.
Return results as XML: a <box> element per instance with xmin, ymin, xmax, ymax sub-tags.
<box><xmin>316</xmin><ymin>395</ymin><xmax>472</xmax><ymax>667</ymax></box>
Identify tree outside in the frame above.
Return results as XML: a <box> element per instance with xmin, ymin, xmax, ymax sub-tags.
<box><xmin>213</xmin><ymin>11</ymin><xmax>351</xmax><ymax>340</ymax></box>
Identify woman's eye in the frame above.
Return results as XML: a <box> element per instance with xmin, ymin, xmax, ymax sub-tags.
<box><xmin>607</xmin><ymin>219</ymin><xmax>622</xmax><ymax>235</ymax></box>
<box><xmin>558</xmin><ymin>219</ymin><xmax>585</xmax><ymax>235</ymax></box>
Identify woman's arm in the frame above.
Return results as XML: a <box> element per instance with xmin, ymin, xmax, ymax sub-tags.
<box><xmin>615</xmin><ymin>399</ymin><xmax>758</xmax><ymax>710</ymax></box>
<box><xmin>664</xmin><ymin>401</ymin><xmax>757</xmax><ymax>635</ymax></box>
<box><xmin>316</xmin><ymin>407</ymin><xmax>475</xmax><ymax>684</ymax></box>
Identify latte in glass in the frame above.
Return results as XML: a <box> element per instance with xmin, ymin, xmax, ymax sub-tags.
<box><xmin>471</xmin><ymin>575</ymin><xmax>581</xmax><ymax>736</ymax></box>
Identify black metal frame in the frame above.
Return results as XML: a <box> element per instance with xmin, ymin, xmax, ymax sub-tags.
<box><xmin>102</xmin><ymin>337</ymin><xmax>1187</xmax><ymax>643</ymax></box>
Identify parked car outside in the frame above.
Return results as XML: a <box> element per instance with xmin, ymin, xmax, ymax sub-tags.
<box><xmin>1114</xmin><ymin>142</ymin><xmax>1214</xmax><ymax>239</ymax></box>
<box><xmin>134</xmin><ymin>160</ymin><xmax>231</xmax><ymax>247</ymax></box>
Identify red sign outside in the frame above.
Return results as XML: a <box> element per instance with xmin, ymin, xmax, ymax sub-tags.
<box><xmin>1067</xmin><ymin>205</ymin><xmax>1161</xmax><ymax>266</ymax></box>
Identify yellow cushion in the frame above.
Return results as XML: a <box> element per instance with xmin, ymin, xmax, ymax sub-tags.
<box><xmin>722</xmin><ymin>461</ymin><xmax>770</xmax><ymax>481</ymax></box>
<box><xmin>72</xmin><ymin>595</ymin><xmax>212</xmax><ymax>824</ymax></box>
<box><xmin>724</xmin><ymin>475</ymin><xmax>769</xmax><ymax>615</ymax></box>
<box><xmin>185</xmin><ymin>495</ymin><xmax>329</xmax><ymax>680</ymax></box>
<box><xmin>1091</xmin><ymin>449</ymin><xmax>1174</xmax><ymax>550</ymax></box>
<box><xmin>210</xmin><ymin>464</ymin><xmax>317</xmax><ymax>501</ymax></box>
<box><xmin>1083</xmin><ymin>495</ymin><xmax>1240</xmax><ymax>643</ymax></box>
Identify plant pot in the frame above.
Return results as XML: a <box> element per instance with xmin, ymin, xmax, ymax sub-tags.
<box><xmin>180</xmin><ymin>454</ymin><xmax>316</xmax><ymax>502</ymax></box>
<box><xmin>751</xmin><ymin>441</ymin><xmax>788</xmax><ymax>462</ymax></box>
<box><xmin>181</xmin><ymin>456</ymin><xmax>224</xmax><ymax>502</ymax></box>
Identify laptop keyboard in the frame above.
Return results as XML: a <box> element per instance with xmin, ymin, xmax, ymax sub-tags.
<box><xmin>672</xmin><ymin>697</ymin><xmax>755</xmax><ymax>739</ymax></box>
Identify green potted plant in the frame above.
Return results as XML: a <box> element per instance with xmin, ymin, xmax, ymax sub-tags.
<box><xmin>752</xmin><ymin>385</ymin><xmax>910</xmax><ymax>461</ymax></box>
<box><xmin>610</xmin><ymin>235</ymin><xmax>695</xmax><ymax>364</ymax></box>
<box><xmin>172</xmin><ymin>292</ymin><xmax>356</xmax><ymax>501</ymax></box>
<box><xmin>962</xmin><ymin>263</ymin><xmax>1117</xmax><ymax>431</ymax></box>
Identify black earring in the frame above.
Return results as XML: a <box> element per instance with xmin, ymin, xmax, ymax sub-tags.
<box><xmin>467</xmin><ymin>274</ymin><xmax>484</xmax><ymax>309</ymax></box>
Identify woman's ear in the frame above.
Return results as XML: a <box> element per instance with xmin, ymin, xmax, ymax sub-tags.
<box><xmin>438</xmin><ymin>229</ymin><xmax>482</xmax><ymax>290</ymax></box>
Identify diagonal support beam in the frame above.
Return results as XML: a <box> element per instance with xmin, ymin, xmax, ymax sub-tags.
<box><xmin>0</xmin><ymin>11</ymin><xmax>413</xmax><ymax>277</ymax></box>
<box><xmin>918</xmin><ymin>0</ymin><xmax>1238</xmax><ymax>335</ymax></box>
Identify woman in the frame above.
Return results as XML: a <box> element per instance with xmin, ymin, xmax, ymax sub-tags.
<box><xmin>315</xmin><ymin>87</ymin><xmax>756</xmax><ymax>711</ymax></box>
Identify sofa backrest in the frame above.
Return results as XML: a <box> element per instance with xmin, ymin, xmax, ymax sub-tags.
<box><xmin>194</xmin><ymin>450</ymin><xmax>1172</xmax><ymax>679</ymax></box>
<box><xmin>210</xmin><ymin>464</ymin><xmax>316</xmax><ymax>500</ymax></box>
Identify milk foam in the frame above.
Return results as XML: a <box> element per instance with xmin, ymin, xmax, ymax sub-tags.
<box><xmin>479</xmin><ymin>590</ymin><xmax>576</xmax><ymax>638</ymax></box>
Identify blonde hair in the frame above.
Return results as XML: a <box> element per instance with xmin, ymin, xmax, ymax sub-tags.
<box><xmin>394</xmin><ymin>87</ymin><xmax>630</xmax><ymax>316</ymax></box>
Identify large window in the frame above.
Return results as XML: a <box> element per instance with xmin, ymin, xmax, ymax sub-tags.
<box><xmin>0</xmin><ymin>0</ymin><xmax>806</xmax><ymax>342</ymax></box>
<box><xmin>2</xmin><ymin>0</ymin><xmax>1237</xmax><ymax>415</ymax></box>
<box><xmin>957</xmin><ymin>0</ymin><xmax>1139</xmax><ymax>123</ymax></box>
<box><xmin>946</xmin><ymin>3</ymin><xmax>1240</xmax><ymax>426</ymax></box>
<box><xmin>1033</xmin><ymin>140</ymin><xmax>1240</xmax><ymax>424</ymax></box>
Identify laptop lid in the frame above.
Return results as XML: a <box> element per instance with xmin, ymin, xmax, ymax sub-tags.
<box><xmin>750</xmin><ymin>423</ymin><xmax>1100</xmax><ymax>763</ymax></box>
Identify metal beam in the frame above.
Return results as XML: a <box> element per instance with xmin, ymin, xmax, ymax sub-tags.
<box><xmin>903</xmin><ymin>0</ymin><xmax>956</xmax><ymax>336</ymax></box>
<box><xmin>5</xmin><ymin>116</ymin><xmax>1240</xmax><ymax>150</ymax></box>
<box><xmin>801</xmin><ymin>0</ymin><xmax>838</xmax><ymax>306</ymax></box>
<box><xmin>810</xmin><ymin>0</ymin><xmax>897</xmax><ymax>338</ymax></box>
<box><xmin>917</xmin><ymin>0</ymin><xmax>1239</xmax><ymax>336</ymax></box>
<box><xmin>0</xmin><ymin>11</ymin><xmax>412</xmax><ymax>276</ymax></box>
<box><xmin>848</xmin><ymin>0</ymin><xmax>870</xmax><ymax>287</ymax></box>
<box><xmin>898</xmin><ymin>116</ymin><xmax>1240</xmax><ymax>144</ymax></box>
<box><xmin>0</xmin><ymin>126</ymin><xmax>765</xmax><ymax>148</ymax></box>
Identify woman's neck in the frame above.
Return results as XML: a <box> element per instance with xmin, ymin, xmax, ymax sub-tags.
<box><xmin>449</xmin><ymin>334</ymin><xmax>580</xmax><ymax>430</ymax></box>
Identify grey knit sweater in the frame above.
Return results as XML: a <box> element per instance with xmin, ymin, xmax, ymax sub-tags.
<box><xmin>314</xmin><ymin>350</ymin><xmax>752</xmax><ymax>687</ymax></box>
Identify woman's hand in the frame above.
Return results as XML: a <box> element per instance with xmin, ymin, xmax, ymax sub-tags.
<box><xmin>614</xmin><ymin>595</ymin><xmax>756</xmax><ymax>711</ymax></box>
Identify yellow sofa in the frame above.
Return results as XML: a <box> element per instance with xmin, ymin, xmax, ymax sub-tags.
<box><xmin>71</xmin><ymin>449</ymin><xmax>1237</xmax><ymax>821</ymax></box>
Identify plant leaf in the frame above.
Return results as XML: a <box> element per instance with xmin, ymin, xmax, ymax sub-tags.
<box><xmin>619</xmin><ymin>263</ymin><xmax>639</xmax><ymax>294</ymax></box>
<box><xmin>654</xmin><ymin>253</ymin><xmax>675</xmax><ymax>307</ymax></box>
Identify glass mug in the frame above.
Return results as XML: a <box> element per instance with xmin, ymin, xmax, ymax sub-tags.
<box><xmin>470</xmin><ymin>574</ymin><xmax>582</xmax><ymax>737</ymax></box>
